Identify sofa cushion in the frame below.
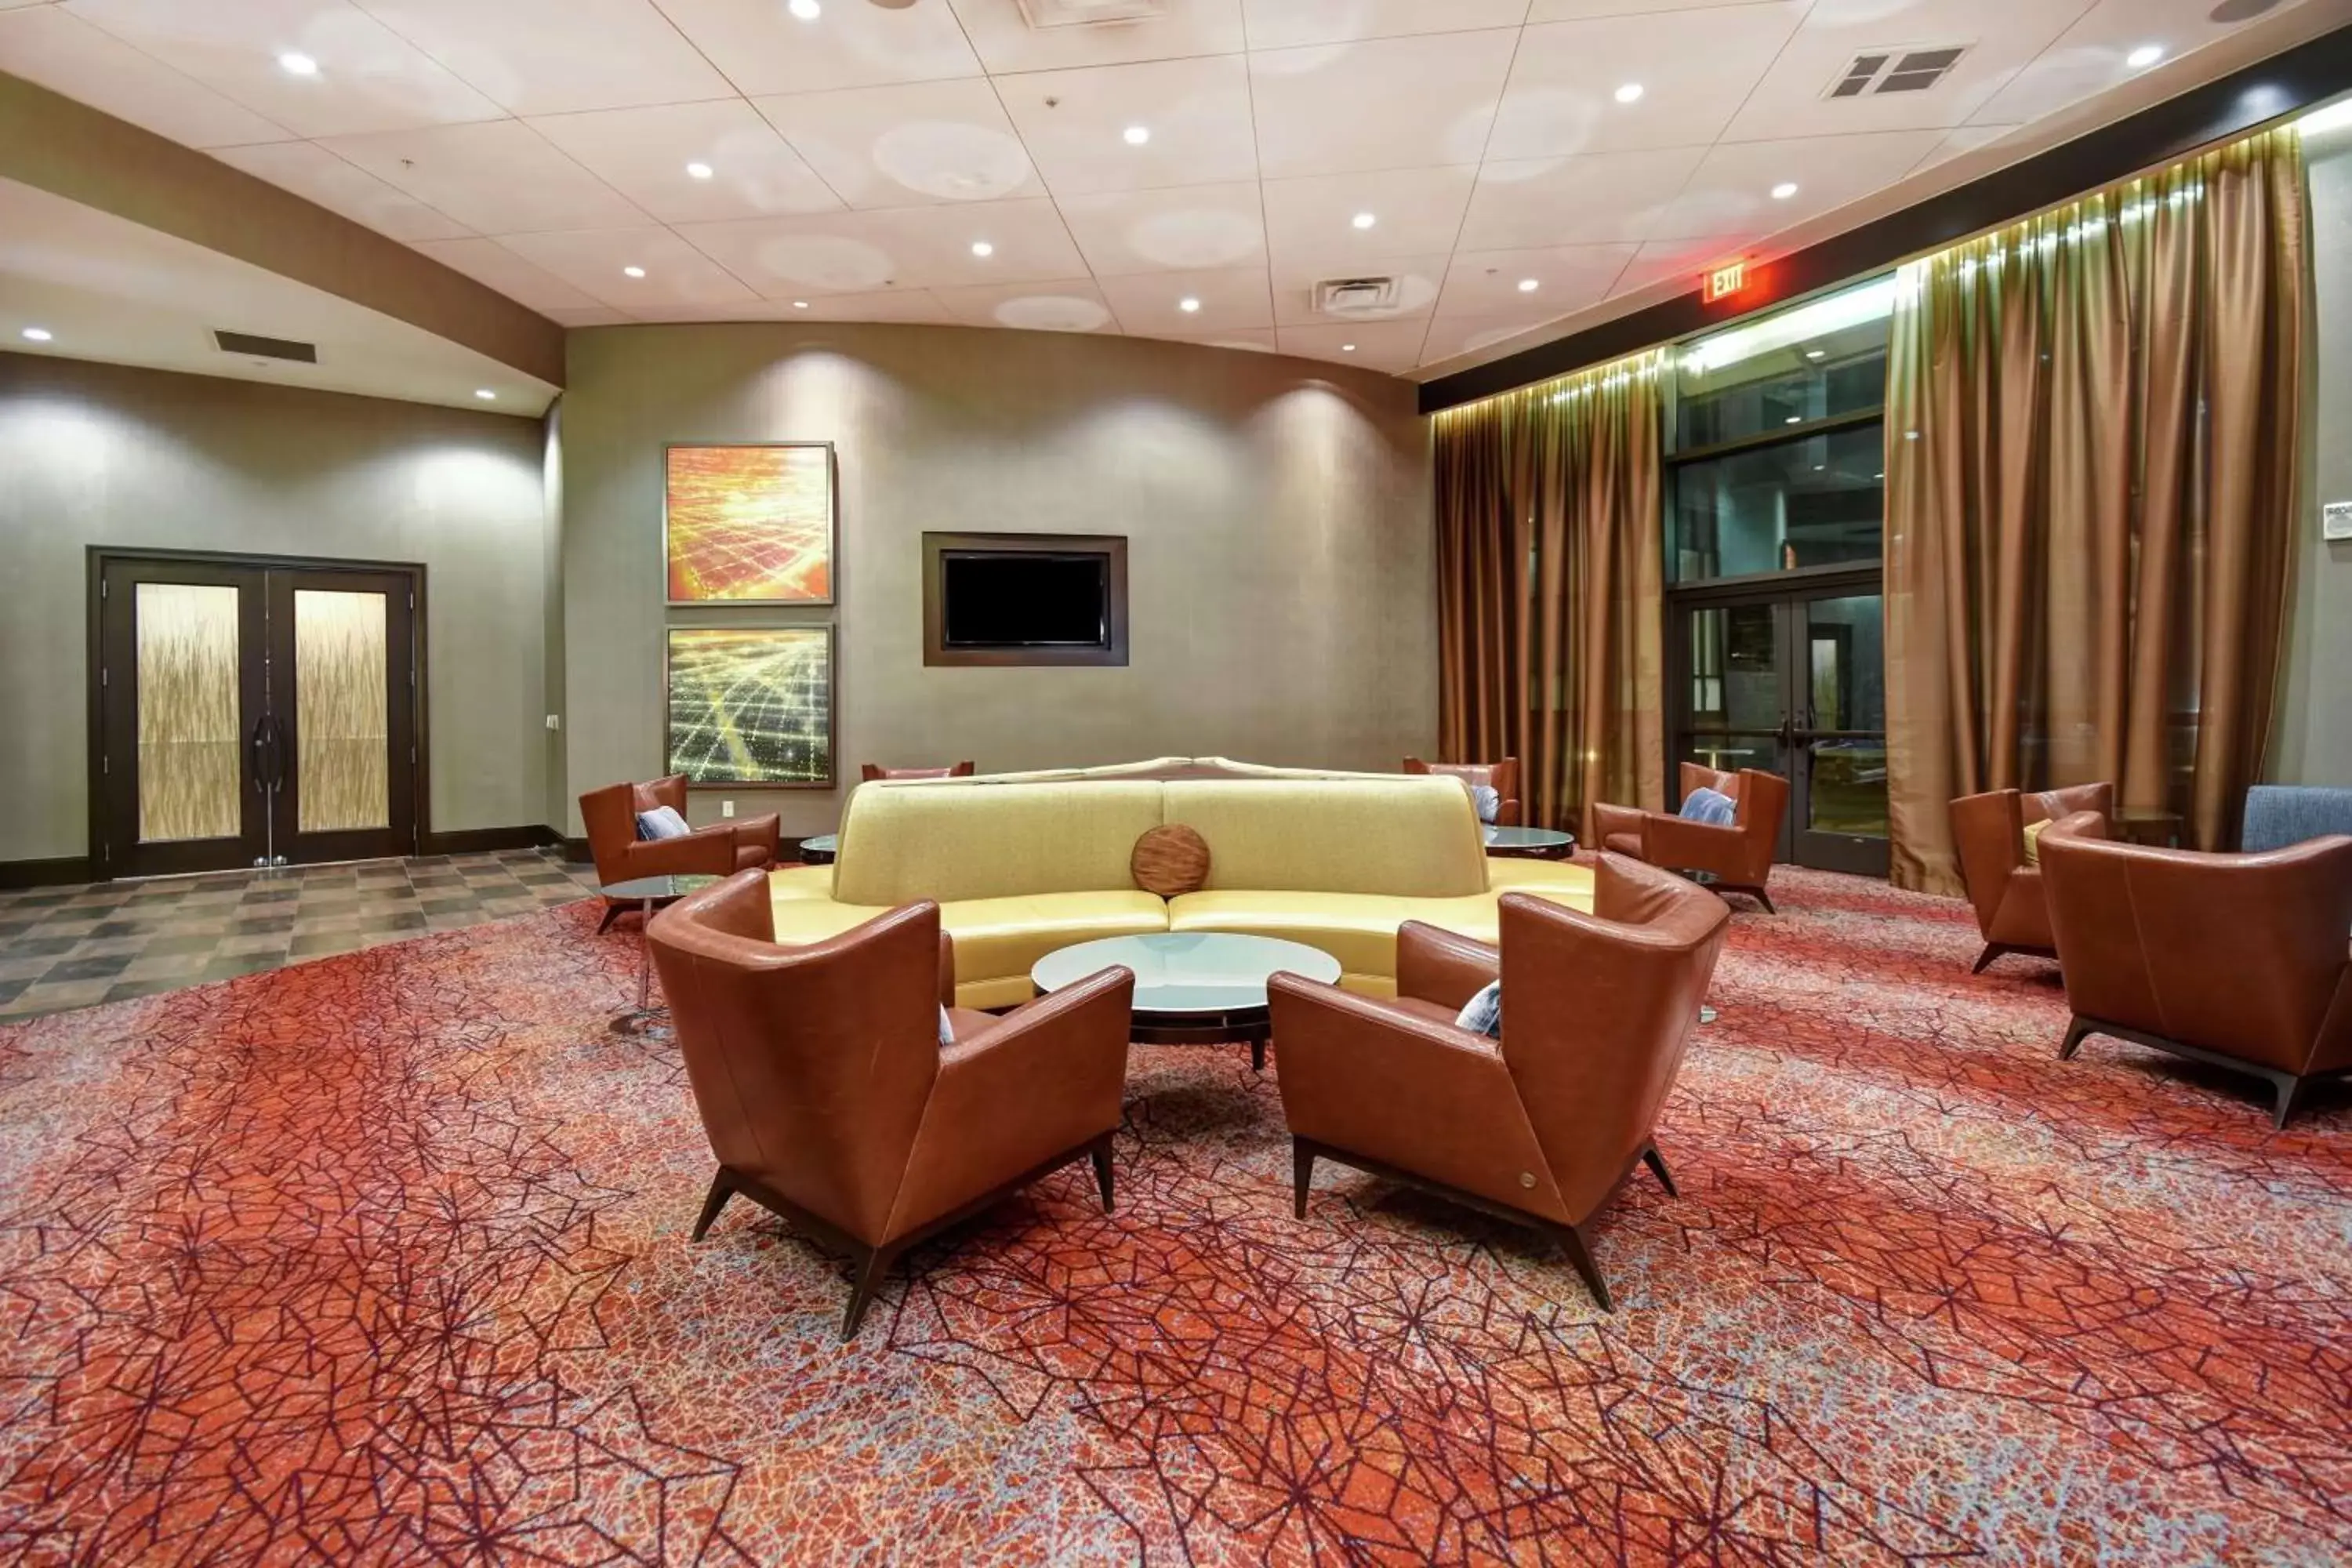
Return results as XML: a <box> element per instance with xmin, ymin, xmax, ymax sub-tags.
<box><xmin>1167</xmin><ymin>889</ymin><xmax>1530</xmax><ymax>983</ymax></box>
<box><xmin>1166</xmin><ymin>777</ymin><xmax>1488</xmax><ymax>898</ymax></box>
<box><xmin>1480</xmin><ymin>859</ymin><xmax>1597</xmax><ymax>901</ymax></box>
<box><xmin>833</xmin><ymin>780</ymin><xmax>1167</xmax><ymax>906</ymax></box>
<box><xmin>931</xmin><ymin>891</ymin><xmax>1171</xmax><ymax>987</ymax></box>
<box><xmin>768</xmin><ymin>863</ymin><xmax>837</xmax><ymax>901</ymax></box>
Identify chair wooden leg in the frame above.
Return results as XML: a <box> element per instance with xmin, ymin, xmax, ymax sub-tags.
<box><xmin>1971</xmin><ymin>942</ymin><xmax>2009</xmax><ymax>975</ymax></box>
<box><xmin>841</xmin><ymin>1246</ymin><xmax>897</xmax><ymax>1340</ymax></box>
<box><xmin>597</xmin><ymin>902</ymin><xmax>626</xmax><ymax>935</ymax></box>
<box><xmin>2274</xmin><ymin>1075</ymin><xmax>2308</xmax><ymax>1131</ymax></box>
<box><xmin>1090</xmin><ymin>1133</ymin><xmax>1116</xmax><ymax>1212</ymax></box>
<box><xmin>1291</xmin><ymin>1138</ymin><xmax>1316</xmax><ymax>1220</ymax></box>
<box><xmin>1554</xmin><ymin>1221</ymin><xmax>1613</xmax><ymax>1313</ymax></box>
<box><xmin>690</xmin><ymin>1169</ymin><xmax>733</xmax><ymax>1242</ymax></box>
<box><xmin>2059</xmin><ymin>1016</ymin><xmax>2095</xmax><ymax>1062</ymax></box>
<box><xmin>1642</xmin><ymin>1143</ymin><xmax>1678</xmax><ymax>1199</ymax></box>
<box><xmin>1749</xmin><ymin>887</ymin><xmax>1775</xmax><ymax>915</ymax></box>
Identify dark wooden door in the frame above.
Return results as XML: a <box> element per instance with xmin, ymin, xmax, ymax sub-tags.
<box><xmin>93</xmin><ymin>553</ymin><xmax>420</xmax><ymax>878</ymax></box>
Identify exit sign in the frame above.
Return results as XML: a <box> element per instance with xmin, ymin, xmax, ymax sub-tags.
<box><xmin>1702</xmin><ymin>259</ymin><xmax>1748</xmax><ymax>303</ymax></box>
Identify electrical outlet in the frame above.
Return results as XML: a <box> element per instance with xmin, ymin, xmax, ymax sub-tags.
<box><xmin>2326</xmin><ymin>501</ymin><xmax>2352</xmax><ymax>542</ymax></box>
<box><xmin>544</xmin><ymin>713</ymin><xmax>561</xmax><ymax>731</ymax></box>
<box><xmin>721</xmin><ymin>800</ymin><xmax>735</xmax><ymax>818</ymax></box>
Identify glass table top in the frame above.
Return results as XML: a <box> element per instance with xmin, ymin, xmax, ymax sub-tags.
<box><xmin>1483</xmin><ymin>826</ymin><xmax>1574</xmax><ymax>849</ymax></box>
<box><xmin>1031</xmin><ymin>932</ymin><xmax>1341</xmax><ymax>1014</ymax></box>
<box><xmin>597</xmin><ymin>873</ymin><xmax>721</xmax><ymax>900</ymax></box>
<box><xmin>799</xmin><ymin>833</ymin><xmax>838</xmax><ymax>856</ymax></box>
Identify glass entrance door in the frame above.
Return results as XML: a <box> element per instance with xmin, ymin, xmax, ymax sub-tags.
<box><xmin>95</xmin><ymin>555</ymin><xmax>419</xmax><ymax>878</ymax></box>
<box><xmin>1673</xmin><ymin>583</ymin><xmax>1888</xmax><ymax>877</ymax></box>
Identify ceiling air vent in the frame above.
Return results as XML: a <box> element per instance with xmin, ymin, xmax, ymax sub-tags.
<box><xmin>1826</xmin><ymin>45</ymin><xmax>1968</xmax><ymax>99</ymax></box>
<box><xmin>1014</xmin><ymin>0</ymin><xmax>1167</xmax><ymax>27</ymax></box>
<box><xmin>1313</xmin><ymin>277</ymin><xmax>1401</xmax><ymax>318</ymax></box>
<box><xmin>212</xmin><ymin>329</ymin><xmax>317</xmax><ymax>364</ymax></box>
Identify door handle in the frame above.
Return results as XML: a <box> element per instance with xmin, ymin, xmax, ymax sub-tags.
<box><xmin>252</xmin><ymin>713</ymin><xmax>286</xmax><ymax>791</ymax></box>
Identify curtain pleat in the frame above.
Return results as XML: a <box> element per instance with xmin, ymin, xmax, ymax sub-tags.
<box><xmin>1885</xmin><ymin>127</ymin><xmax>2307</xmax><ymax>894</ymax></box>
<box><xmin>1432</xmin><ymin>354</ymin><xmax>1668</xmax><ymax>836</ymax></box>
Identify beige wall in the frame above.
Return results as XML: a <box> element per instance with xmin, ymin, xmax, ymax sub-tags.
<box><xmin>560</xmin><ymin>323</ymin><xmax>1436</xmax><ymax>837</ymax></box>
<box><xmin>0</xmin><ymin>351</ymin><xmax>554</xmax><ymax>863</ymax></box>
<box><xmin>2277</xmin><ymin>122</ymin><xmax>2352</xmax><ymax>787</ymax></box>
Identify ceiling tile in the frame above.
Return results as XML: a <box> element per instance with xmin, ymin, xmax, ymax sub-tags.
<box><xmin>493</xmin><ymin>226</ymin><xmax>762</xmax><ymax>309</ymax></box>
<box><xmin>1457</xmin><ymin>145</ymin><xmax>1706</xmax><ymax>249</ymax></box>
<box><xmin>1648</xmin><ymin>129</ymin><xmax>1947</xmax><ymax>240</ymax></box>
<box><xmin>1487</xmin><ymin>4</ymin><xmax>1805</xmax><ymax>161</ymax></box>
<box><xmin>931</xmin><ymin>278</ymin><xmax>1120</xmax><ymax>332</ymax></box>
<box><xmin>1528</xmin><ymin>0</ymin><xmax>1775</xmax><ymax>16</ymax></box>
<box><xmin>320</xmin><ymin>119</ymin><xmax>649</xmax><ymax>233</ymax></box>
<box><xmin>1276</xmin><ymin>318</ymin><xmax>1425</xmax><ymax>372</ymax></box>
<box><xmin>212</xmin><ymin>140</ymin><xmax>472</xmax><ymax>241</ymax></box>
<box><xmin>652</xmin><ymin>0</ymin><xmax>983</xmax><ymax>96</ymax></box>
<box><xmin>1162</xmin><ymin>326</ymin><xmax>1279</xmax><ymax>353</ymax></box>
<box><xmin>944</xmin><ymin>0</ymin><xmax>1246</xmax><ymax>74</ymax></box>
<box><xmin>545</xmin><ymin>303</ymin><xmax>634</xmax><ymax>325</ymax></box>
<box><xmin>1720</xmin><ymin>0</ymin><xmax>2096</xmax><ymax>142</ymax></box>
<box><xmin>411</xmin><ymin>234</ymin><xmax>601</xmax><ymax>308</ymax></box>
<box><xmin>1915</xmin><ymin>122</ymin><xmax>2020</xmax><ymax>174</ymax></box>
<box><xmin>1250</xmin><ymin>30</ymin><xmax>1519</xmax><ymax>177</ymax></box>
<box><xmin>1261</xmin><ymin>165</ymin><xmax>1476</xmax><ymax>272</ymax></box>
<box><xmin>1269</xmin><ymin>250</ymin><xmax>1446</xmax><ymax>325</ymax></box>
<box><xmin>752</xmin><ymin>289</ymin><xmax>960</xmax><ymax>323</ymax></box>
<box><xmin>1419</xmin><ymin>314</ymin><xmax>1565</xmax><ymax>365</ymax></box>
<box><xmin>1969</xmin><ymin>0</ymin><xmax>2246</xmax><ymax>127</ymax></box>
<box><xmin>1242</xmin><ymin>1</ymin><xmax>1531</xmax><ymax>49</ymax></box>
<box><xmin>528</xmin><ymin>100</ymin><xmax>842</xmax><ymax>223</ymax></box>
<box><xmin>1053</xmin><ymin>183</ymin><xmax>1267</xmax><ymax>276</ymax></box>
<box><xmin>753</xmin><ymin>79</ymin><xmax>1043</xmax><ymax>209</ymax></box>
<box><xmin>1437</xmin><ymin>243</ymin><xmax>1635</xmax><ymax>316</ymax></box>
<box><xmin>1607</xmin><ymin>231</ymin><xmax>1752</xmax><ymax>298</ymax></box>
<box><xmin>676</xmin><ymin>199</ymin><xmax>1087</xmax><ymax>293</ymax></box>
<box><xmin>995</xmin><ymin>55</ymin><xmax>1258</xmax><ymax>196</ymax></box>
<box><xmin>64</xmin><ymin>0</ymin><xmax>506</xmax><ymax>137</ymax></box>
<box><xmin>355</xmin><ymin>0</ymin><xmax>735</xmax><ymax>114</ymax></box>
<box><xmin>1098</xmin><ymin>265</ymin><xmax>1272</xmax><ymax>334</ymax></box>
<box><xmin>0</xmin><ymin>5</ymin><xmax>295</xmax><ymax>148</ymax></box>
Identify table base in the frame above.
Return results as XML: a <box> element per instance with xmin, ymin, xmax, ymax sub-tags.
<box><xmin>1133</xmin><ymin>1007</ymin><xmax>1272</xmax><ymax>1070</ymax></box>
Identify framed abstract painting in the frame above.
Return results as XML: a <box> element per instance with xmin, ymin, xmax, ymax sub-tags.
<box><xmin>662</xmin><ymin>626</ymin><xmax>835</xmax><ymax>788</ymax></box>
<box><xmin>664</xmin><ymin>443</ymin><xmax>835</xmax><ymax>605</ymax></box>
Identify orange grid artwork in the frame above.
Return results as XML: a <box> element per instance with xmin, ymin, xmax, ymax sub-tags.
<box><xmin>665</xmin><ymin>445</ymin><xmax>833</xmax><ymax>604</ymax></box>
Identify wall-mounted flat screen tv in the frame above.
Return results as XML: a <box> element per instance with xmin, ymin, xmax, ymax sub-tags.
<box><xmin>924</xmin><ymin>532</ymin><xmax>1128</xmax><ymax>667</ymax></box>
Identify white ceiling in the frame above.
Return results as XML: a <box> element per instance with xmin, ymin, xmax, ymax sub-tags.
<box><xmin>0</xmin><ymin>0</ymin><xmax>2336</xmax><ymax>381</ymax></box>
<box><xmin>0</xmin><ymin>176</ymin><xmax>561</xmax><ymax>413</ymax></box>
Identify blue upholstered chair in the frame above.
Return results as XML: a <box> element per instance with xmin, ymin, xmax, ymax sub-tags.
<box><xmin>2243</xmin><ymin>786</ymin><xmax>2352</xmax><ymax>853</ymax></box>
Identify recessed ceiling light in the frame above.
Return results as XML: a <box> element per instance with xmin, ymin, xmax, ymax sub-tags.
<box><xmin>1341</xmin><ymin>343</ymin><xmax>1357</xmax><ymax>352</ymax></box>
<box><xmin>1352</xmin><ymin>212</ymin><xmax>1377</xmax><ymax>230</ymax></box>
<box><xmin>1614</xmin><ymin>83</ymin><xmax>1644</xmax><ymax>104</ymax></box>
<box><xmin>1517</xmin><ymin>278</ymin><xmax>1539</xmax><ymax>292</ymax></box>
<box><xmin>1805</xmin><ymin>349</ymin><xmax>1825</xmax><ymax>360</ymax></box>
<box><xmin>1772</xmin><ymin>182</ymin><xmax>1798</xmax><ymax>200</ymax></box>
<box><xmin>21</xmin><ymin>326</ymin><xmax>53</xmax><ymax>342</ymax></box>
<box><xmin>2127</xmin><ymin>44</ymin><xmax>2165</xmax><ymax>68</ymax></box>
<box><xmin>792</xmin><ymin>299</ymin><xmax>810</xmax><ymax>309</ymax></box>
<box><xmin>788</xmin><ymin>0</ymin><xmax>821</xmax><ymax>18</ymax></box>
<box><xmin>278</xmin><ymin>51</ymin><xmax>319</xmax><ymax>76</ymax></box>
<box><xmin>971</xmin><ymin>240</ymin><xmax>995</xmax><ymax>258</ymax></box>
<box><xmin>685</xmin><ymin>161</ymin><xmax>714</xmax><ymax>180</ymax></box>
<box><xmin>1178</xmin><ymin>296</ymin><xmax>1201</xmax><ymax>313</ymax></box>
<box><xmin>474</xmin><ymin>388</ymin><xmax>496</xmax><ymax>401</ymax></box>
<box><xmin>622</xmin><ymin>265</ymin><xmax>646</xmax><ymax>278</ymax></box>
<box><xmin>1785</xmin><ymin>415</ymin><xmax>1802</xmax><ymax>424</ymax></box>
<box><xmin>1123</xmin><ymin>125</ymin><xmax>1150</xmax><ymax>146</ymax></box>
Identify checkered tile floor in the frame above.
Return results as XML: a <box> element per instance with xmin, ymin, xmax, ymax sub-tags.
<box><xmin>0</xmin><ymin>849</ymin><xmax>603</xmax><ymax>1022</ymax></box>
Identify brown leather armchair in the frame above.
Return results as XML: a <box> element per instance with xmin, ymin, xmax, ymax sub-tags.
<box><xmin>1590</xmin><ymin>764</ymin><xmax>1788</xmax><ymax>913</ymax></box>
<box><xmin>2038</xmin><ymin>814</ymin><xmax>2352</xmax><ymax>1128</ymax></box>
<box><xmin>579</xmin><ymin>775</ymin><xmax>781</xmax><ymax>929</ymax></box>
<box><xmin>648</xmin><ymin>871</ymin><xmax>1136</xmax><ymax>1337</ymax></box>
<box><xmin>1269</xmin><ymin>856</ymin><xmax>1730</xmax><ymax>1311</ymax></box>
<box><xmin>861</xmin><ymin>760</ymin><xmax>976</xmax><ymax>782</ymax></box>
<box><xmin>1949</xmin><ymin>782</ymin><xmax>2114</xmax><ymax>973</ymax></box>
<box><xmin>1403</xmin><ymin>757</ymin><xmax>1521</xmax><ymax>826</ymax></box>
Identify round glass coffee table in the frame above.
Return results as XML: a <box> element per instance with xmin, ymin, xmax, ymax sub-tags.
<box><xmin>1031</xmin><ymin>932</ymin><xmax>1342</xmax><ymax>1072</ymax></box>
<box><xmin>1483</xmin><ymin>825</ymin><xmax>1575</xmax><ymax>859</ymax></box>
<box><xmin>597</xmin><ymin>872</ymin><xmax>719</xmax><ymax>1034</ymax></box>
<box><xmin>798</xmin><ymin>833</ymin><xmax>838</xmax><ymax>865</ymax></box>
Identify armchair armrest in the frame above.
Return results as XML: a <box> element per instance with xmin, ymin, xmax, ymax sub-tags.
<box><xmin>619</xmin><ymin>825</ymin><xmax>740</xmax><ymax>880</ymax></box>
<box><xmin>938</xmin><ymin>931</ymin><xmax>957</xmax><ymax>1010</ymax></box>
<box><xmin>1267</xmin><ymin>975</ymin><xmax>1564</xmax><ymax>1221</ymax></box>
<box><xmin>733</xmin><ymin>813</ymin><xmax>782</xmax><ymax>864</ymax></box>
<box><xmin>1396</xmin><ymin>920</ymin><xmax>1498</xmax><ymax>1011</ymax></box>
<box><xmin>1590</xmin><ymin>801</ymin><xmax>1646</xmax><ymax>843</ymax></box>
<box><xmin>889</xmin><ymin>967</ymin><xmax>1136</xmax><ymax>1239</ymax></box>
<box><xmin>1635</xmin><ymin>813</ymin><xmax>1747</xmax><ymax>875</ymax></box>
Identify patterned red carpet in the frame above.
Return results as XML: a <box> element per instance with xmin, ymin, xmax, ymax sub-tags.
<box><xmin>0</xmin><ymin>869</ymin><xmax>2346</xmax><ymax>1564</ymax></box>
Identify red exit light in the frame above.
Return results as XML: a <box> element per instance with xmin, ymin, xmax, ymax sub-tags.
<box><xmin>1702</xmin><ymin>259</ymin><xmax>1748</xmax><ymax>303</ymax></box>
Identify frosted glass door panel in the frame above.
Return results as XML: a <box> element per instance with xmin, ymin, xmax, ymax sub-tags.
<box><xmin>294</xmin><ymin>589</ymin><xmax>390</xmax><ymax>833</ymax></box>
<box><xmin>135</xmin><ymin>582</ymin><xmax>242</xmax><ymax>844</ymax></box>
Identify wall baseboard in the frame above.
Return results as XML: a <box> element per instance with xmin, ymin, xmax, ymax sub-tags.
<box><xmin>0</xmin><ymin>855</ymin><xmax>94</xmax><ymax>891</ymax></box>
<box><xmin>558</xmin><ymin>836</ymin><xmax>592</xmax><ymax>864</ymax></box>
<box><xmin>422</xmin><ymin>825</ymin><xmax>563</xmax><ymax>857</ymax></box>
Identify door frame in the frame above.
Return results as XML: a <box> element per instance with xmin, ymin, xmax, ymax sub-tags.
<box><xmin>85</xmin><ymin>546</ymin><xmax>430</xmax><ymax>880</ymax></box>
<box><xmin>1666</xmin><ymin>563</ymin><xmax>1889</xmax><ymax>878</ymax></box>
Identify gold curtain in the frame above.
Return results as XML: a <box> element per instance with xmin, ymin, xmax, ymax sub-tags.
<box><xmin>1885</xmin><ymin>128</ymin><xmax>2307</xmax><ymax>894</ymax></box>
<box><xmin>1433</xmin><ymin>352</ymin><xmax>1668</xmax><ymax>836</ymax></box>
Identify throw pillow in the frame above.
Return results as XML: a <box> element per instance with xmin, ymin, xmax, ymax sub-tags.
<box><xmin>1131</xmin><ymin>823</ymin><xmax>1211</xmax><ymax>896</ymax></box>
<box><xmin>1679</xmin><ymin>786</ymin><xmax>1736</xmax><ymax>826</ymax></box>
<box><xmin>938</xmin><ymin>1005</ymin><xmax>956</xmax><ymax>1047</ymax></box>
<box><xmin>1471</xmin><ymin>784</ymin><xmax>1501</xmax><ymax>824</ymax></box>
<box><xmin>1454</xmin><ymin>979</ymin><xmax>1502</xmax><ymax>1038</ymax></box>
<box><xmin>2022</xmin><ymin>818</ymin><xmax>2049</xmax><ymax>866</ymax></box>
<box><xmin>636</xmin><ymin>804</ymin><xmax>691</xmax><ymax>840</ymax></box>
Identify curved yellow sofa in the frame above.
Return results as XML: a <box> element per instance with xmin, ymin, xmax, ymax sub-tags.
<box><xmin>768</xmin><ymin>762</ymin><xmax>1594</xmax><ymax>1008</ymax></box>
